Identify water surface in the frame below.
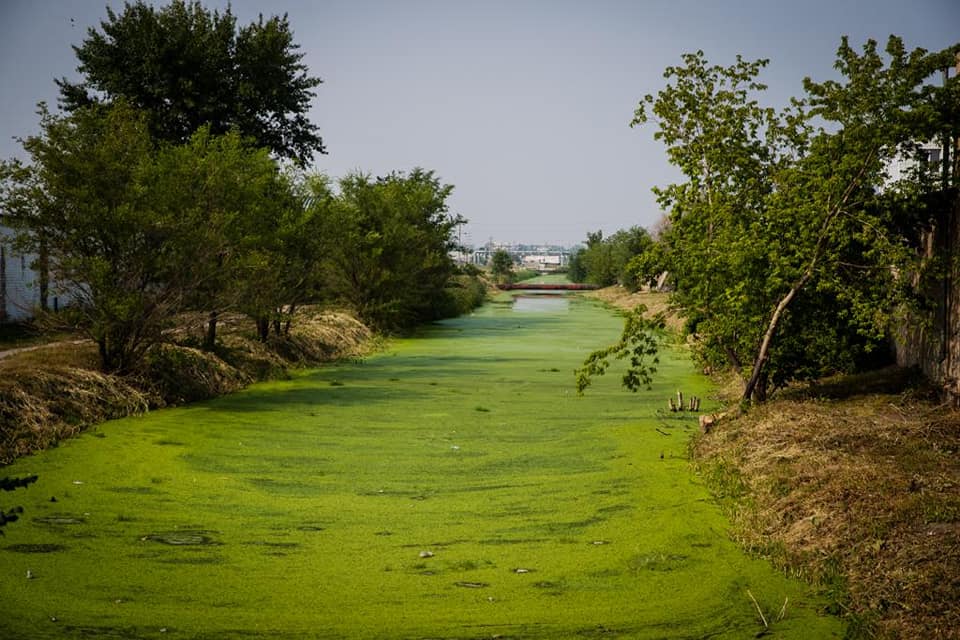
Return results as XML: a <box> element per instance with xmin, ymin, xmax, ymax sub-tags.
<box><xmin>0</xmin><ymin>294</ymin><xmax>843</xmax><ymax>638</ymax></box>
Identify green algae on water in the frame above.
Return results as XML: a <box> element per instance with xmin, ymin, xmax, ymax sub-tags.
<box><xmin>0</xmin><ymin>294</ymin><xmax>844</xmax><ymax>639</ymax></box>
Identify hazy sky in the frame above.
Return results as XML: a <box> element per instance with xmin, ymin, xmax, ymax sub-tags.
<box><xmin>1</xmin><ymin>1</ymin><xmax>957</xmax><ymax>246</ymax></box>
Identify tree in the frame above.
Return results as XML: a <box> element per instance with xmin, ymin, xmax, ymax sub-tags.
<box><xmin>2</xmin><ymin>103</ymin><xmax>286</xmax><ymax>372</ymax></box>
<box><xmin>567</xmin><ymin>247</ymin><xmax>587</xmax><ymax>282</ymax></box>
<box><xmin>609</xmin><ymin>226</ymin><xmax>655</xmax><ymax>290</ymax></box>
<box><xmin>326</xmin><ymin>170</ymin><xmax>462</xmax><ymax>331</ymax></box>
<box><xmin>572</xmin><ymin>227</ymin><xmax>656</xmax><ymax>289</ymax></box>
<box><xmin>630</xmin><ymin>37</ymin><xmax>957</xmax><ymax>403</ymax></box>
<box><xmin>4</xmin><ymin>103</ymin><xmax>169</xmax><ymax>373</ymax></box>
<box><xmin>735</xmin><ymin>36</ymin><xmax>953</xmax><ymax>402</ymax></box>
<box><xmin>489</xmin><ymin>249</ymin><xmax>514</xmax><ymax>284</ymax></box>
<box><xmin>58</xmin><ymin>0</ymin><xmax>323</xmax><ymax>163</ymax></box>
<box><xmin>232</xmin><ymin>172</ymin><xmax>332</xmax><ymax>342</ymax></box>
<box><xmin>144</xmin><ymin>127</ymin><xmax>293</xmax><ymax>347</ymax></box>
<box><xmin>624</xmin><ymin>240</ymin><xmax>668</xmax><ymax>291</ymax></box>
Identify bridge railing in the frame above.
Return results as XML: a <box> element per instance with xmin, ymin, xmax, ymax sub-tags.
<box><xmin>496</xmin><ymin>283</ymin><xmax>600</xmax><ymax>291</ymax></box>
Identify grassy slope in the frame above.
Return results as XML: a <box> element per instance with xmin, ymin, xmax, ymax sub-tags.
<box><xmin>0</xmin><ymin>309</ymin><xmax>373</xmax><ymax>464</ymax></box>
<box><xmin>0</xmin><ymin>294</ymin><xmax>842</xmax><ymax>639</ymax></box>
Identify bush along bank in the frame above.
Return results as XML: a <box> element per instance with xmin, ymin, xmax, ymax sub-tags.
<box><xmin>0</xmin><ymin>308</ymin><xmax>374</xmax><ymax>465</ymax></box>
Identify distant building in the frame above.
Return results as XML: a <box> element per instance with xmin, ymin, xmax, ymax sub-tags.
<box><xmin>0</xmin><ymin>215</ymin><xmax>74</xmax><ymax>323</ymax></box>
<box><xmin>885</xmin><ymin>140</ymin><xmax>945</xmax><ymax>189</ymax></box>
<box><xmin>471</xmin><ymin>242</ymin><xmax>574</xmax><ymax>269</ymax></box>
<box><xmin>521</xmin><ymin>254</ymin><xmax>563</xmax><ymax>272</ymax></box>
<box><xmin>0</xmin><ymin>218</ymin><xmax>37</xmax><ymax>322</ymax></box>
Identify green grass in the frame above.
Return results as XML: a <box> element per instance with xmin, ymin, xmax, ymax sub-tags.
<box><xmin>0</xmin><ymin>295</ymin><xmax>844</xmax><ymax>639</ymax></box>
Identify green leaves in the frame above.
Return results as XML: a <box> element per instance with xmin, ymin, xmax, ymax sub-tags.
<box><xmin>569</xmin><ymin>226</ymin><xmax>655</xmax><ymax>290</ymax></box>
<box><xmin>575</xmin><ymin>305</ymin><xmax>664</xmax><ymax>395</ymax></box>
<box><xmin>3</xmin><ymin>103</ymin><xmax>293</xmax><ymax>371</ymax></box>
<box><xmin>632</xmin><ymin>36</ymin><xmax>958</xmax><ymax>402</ymax></box>
<box><xmin>489</xmin><ymin>249</ymin><xmax>514</xmax><ymax>284</ymax></box>
<box><xmin>326</xmin><ymin>169</ymin><xmax>461</xmax><ymax>331</ymax></box>
<box><xmin>58</xmin><ymin>0</ymin><xmax>323</xmax><ymax>163</ymax></box>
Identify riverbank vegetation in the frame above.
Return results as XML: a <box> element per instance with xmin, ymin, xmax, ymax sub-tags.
<box><xmin>0</xmin><ymin>1</ymin><xmax>488</xmax><ymax>463</ymax></box>
<box><xmin>0</xmin><ymin>307</ymin><xmax>373</xmax><ymax>464</ymax></box>
<box><xmin>0</xmin><ymin>1</ymin><xmax>484</xmax><ymax>378</ymax></box>
<box><xmin>693</xmin><ymin>372</ymin><xmax>960</xmax><ymax>639</ymax></box>
<box><xmin>579</xmin><ymin>36</ymin><xmax>959</xmax><ymax>405</ymax></box>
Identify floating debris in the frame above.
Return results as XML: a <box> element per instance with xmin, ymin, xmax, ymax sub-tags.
<box><xmin>26</xmin><ymin>570</ymin><xmax>33</xmax><ymax>579</ymax></box>
<box><xmin>141</xmin><ymin>530</ymin><xmax>219</xmax><ymax>546</ymax></box>
<box><xmin>454</xmin><ymin>581</ymin><xmax>488</xmax><ymax>589</ymax></box>
<box><xmin>591</xmin><ymin>540</ymin><xmax>609</xmax><ymax>546</ymax></box>
<box><xmin>419</xmin><ymin>550</ymin><xmax>434</xmax><ymax>558</ymax></box>
<box><xmin>513</xmin><ymin>568</ymin><xmax>534</xmax><ymax>574</ymax></box>
<box><xmin>33</xmin><ymin>515</ymin><xmax>85</xmax><ymax>526</ymax></box>
<box><xmin>4</xmin><ymin>544</ymin><xmax>67</xmax><ymax>554</ymax></box>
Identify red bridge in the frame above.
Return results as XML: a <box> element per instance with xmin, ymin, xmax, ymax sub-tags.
<box><xmin>497</xmin><ymin>283</ymin><xmax>600</xmax><ymax>291</ymax></box>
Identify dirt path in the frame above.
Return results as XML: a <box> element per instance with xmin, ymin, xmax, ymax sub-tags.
<box><xmin>0</xmin><ymin>338</ymin><xmax>90</xmax><ymax>360</ymax></box>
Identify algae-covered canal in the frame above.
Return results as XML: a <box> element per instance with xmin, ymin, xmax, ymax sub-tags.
<box><xmin>1</xmin><ymin>293</ymin><xmax>843</xmax><ymax>639</ymax></box>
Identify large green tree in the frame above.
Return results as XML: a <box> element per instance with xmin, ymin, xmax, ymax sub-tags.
<box><xmin>232</xmin><ymin>172</ymin><xmax>334</xmax><ymax>342</ymax></box>
<box><xmin>628</xmin><ymin>37</ymin><xmax>958</xmax><ymax>403</ymax></box>
<box><xmin>489</xmin><ymin>249</ymin><xmax>514</xmax><ymax>284</ymax></box>
<box><xmin>143</xmin><ymin>126</ymin><xmax>291</xmax><ymax>348</ymax></box>
<box><xmin>58</xmin><ymin>0</ymin><xmax>323</xmax><ymax>163</ymax></box>
<box><xmin>1</xmin><ymin>103</ymin><xmax>287</xmax><ymax>372</ymax></box>
<box><xmin>326</xmin><ymin>170</ymin><xmax>462</xmax><ymax>331</ymax></box>
<box><xmin>568</xmin><ymin>227</ymin><xmax>656</xmax><ymax>289</ymax></box>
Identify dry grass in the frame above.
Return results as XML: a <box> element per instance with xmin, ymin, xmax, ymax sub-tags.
<box><xmin>693</xmin><ymin>370</ymin><xmax>960</xmax><ymax>639</ymax></box>
<box><xmin>0</xmin><ymin>364</ymin><xmax>153</xmax><ymax>465</ymax></box>
<box><xmin>582</xmin><ymin>286</ymin><xmax>684</xmax><ymax>333</ymax></box>
<box><xmin>0</xmin><ymin>307</ymin><xmax>374</xmax><ymax>465</ymax></box>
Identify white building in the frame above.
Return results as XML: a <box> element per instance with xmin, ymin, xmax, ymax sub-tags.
<box><xmin>1</xmin><ymin>221</ymin><xmax>35</xmax><ymax>322</ymax></box>
<box><xmin>521</xmin><ymin>254</ymin><xmax>563</xmax><ymax>272</ymax></box>
<box><xmin>0</xmin><ymin>216</ymin><xmax>74</xmax><ymax>323</ymax></box>
<box><xmin>885</xmin><ymin>140</ymin><xmax>945</xmax><ymax>189</ymax></box>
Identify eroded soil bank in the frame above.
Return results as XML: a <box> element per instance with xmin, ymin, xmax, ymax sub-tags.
<box><xmin>0</xmin><ymin>293</ymin><xmax>843</xmax><ymax>638</ymax></box>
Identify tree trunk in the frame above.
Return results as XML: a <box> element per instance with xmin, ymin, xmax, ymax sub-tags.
<box><xmin>0</xmin><ymin>243</ymin><xmax>7</xmax><ymax>323</ymax></box>
<box><xmin>284</xmin><ymin>304</ymin><xmax>296</xmax><ymax>335</ymax></box>
<box><xmin>256</xmin><ymin>317</ymin><xmax>269</xmax><ymax>342</ymax></box>
<box><xmin>723</xmin><ymin>344</ymin><xmax>743</xmax><ymax>373</ymax></box>
<box><xmin>38</xmin><ymin>241</ymin><xmax>49</xmax><ymax>312</ymax></box>
<box><xmin>742</xmin><ymin>281</ymin><xmax>804</xmax><ymax>404</ymax></box>
<box><xmin>204</xmin><ymin>310</ymin><xmax>218</xmax><ymax>351</ymax></box>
